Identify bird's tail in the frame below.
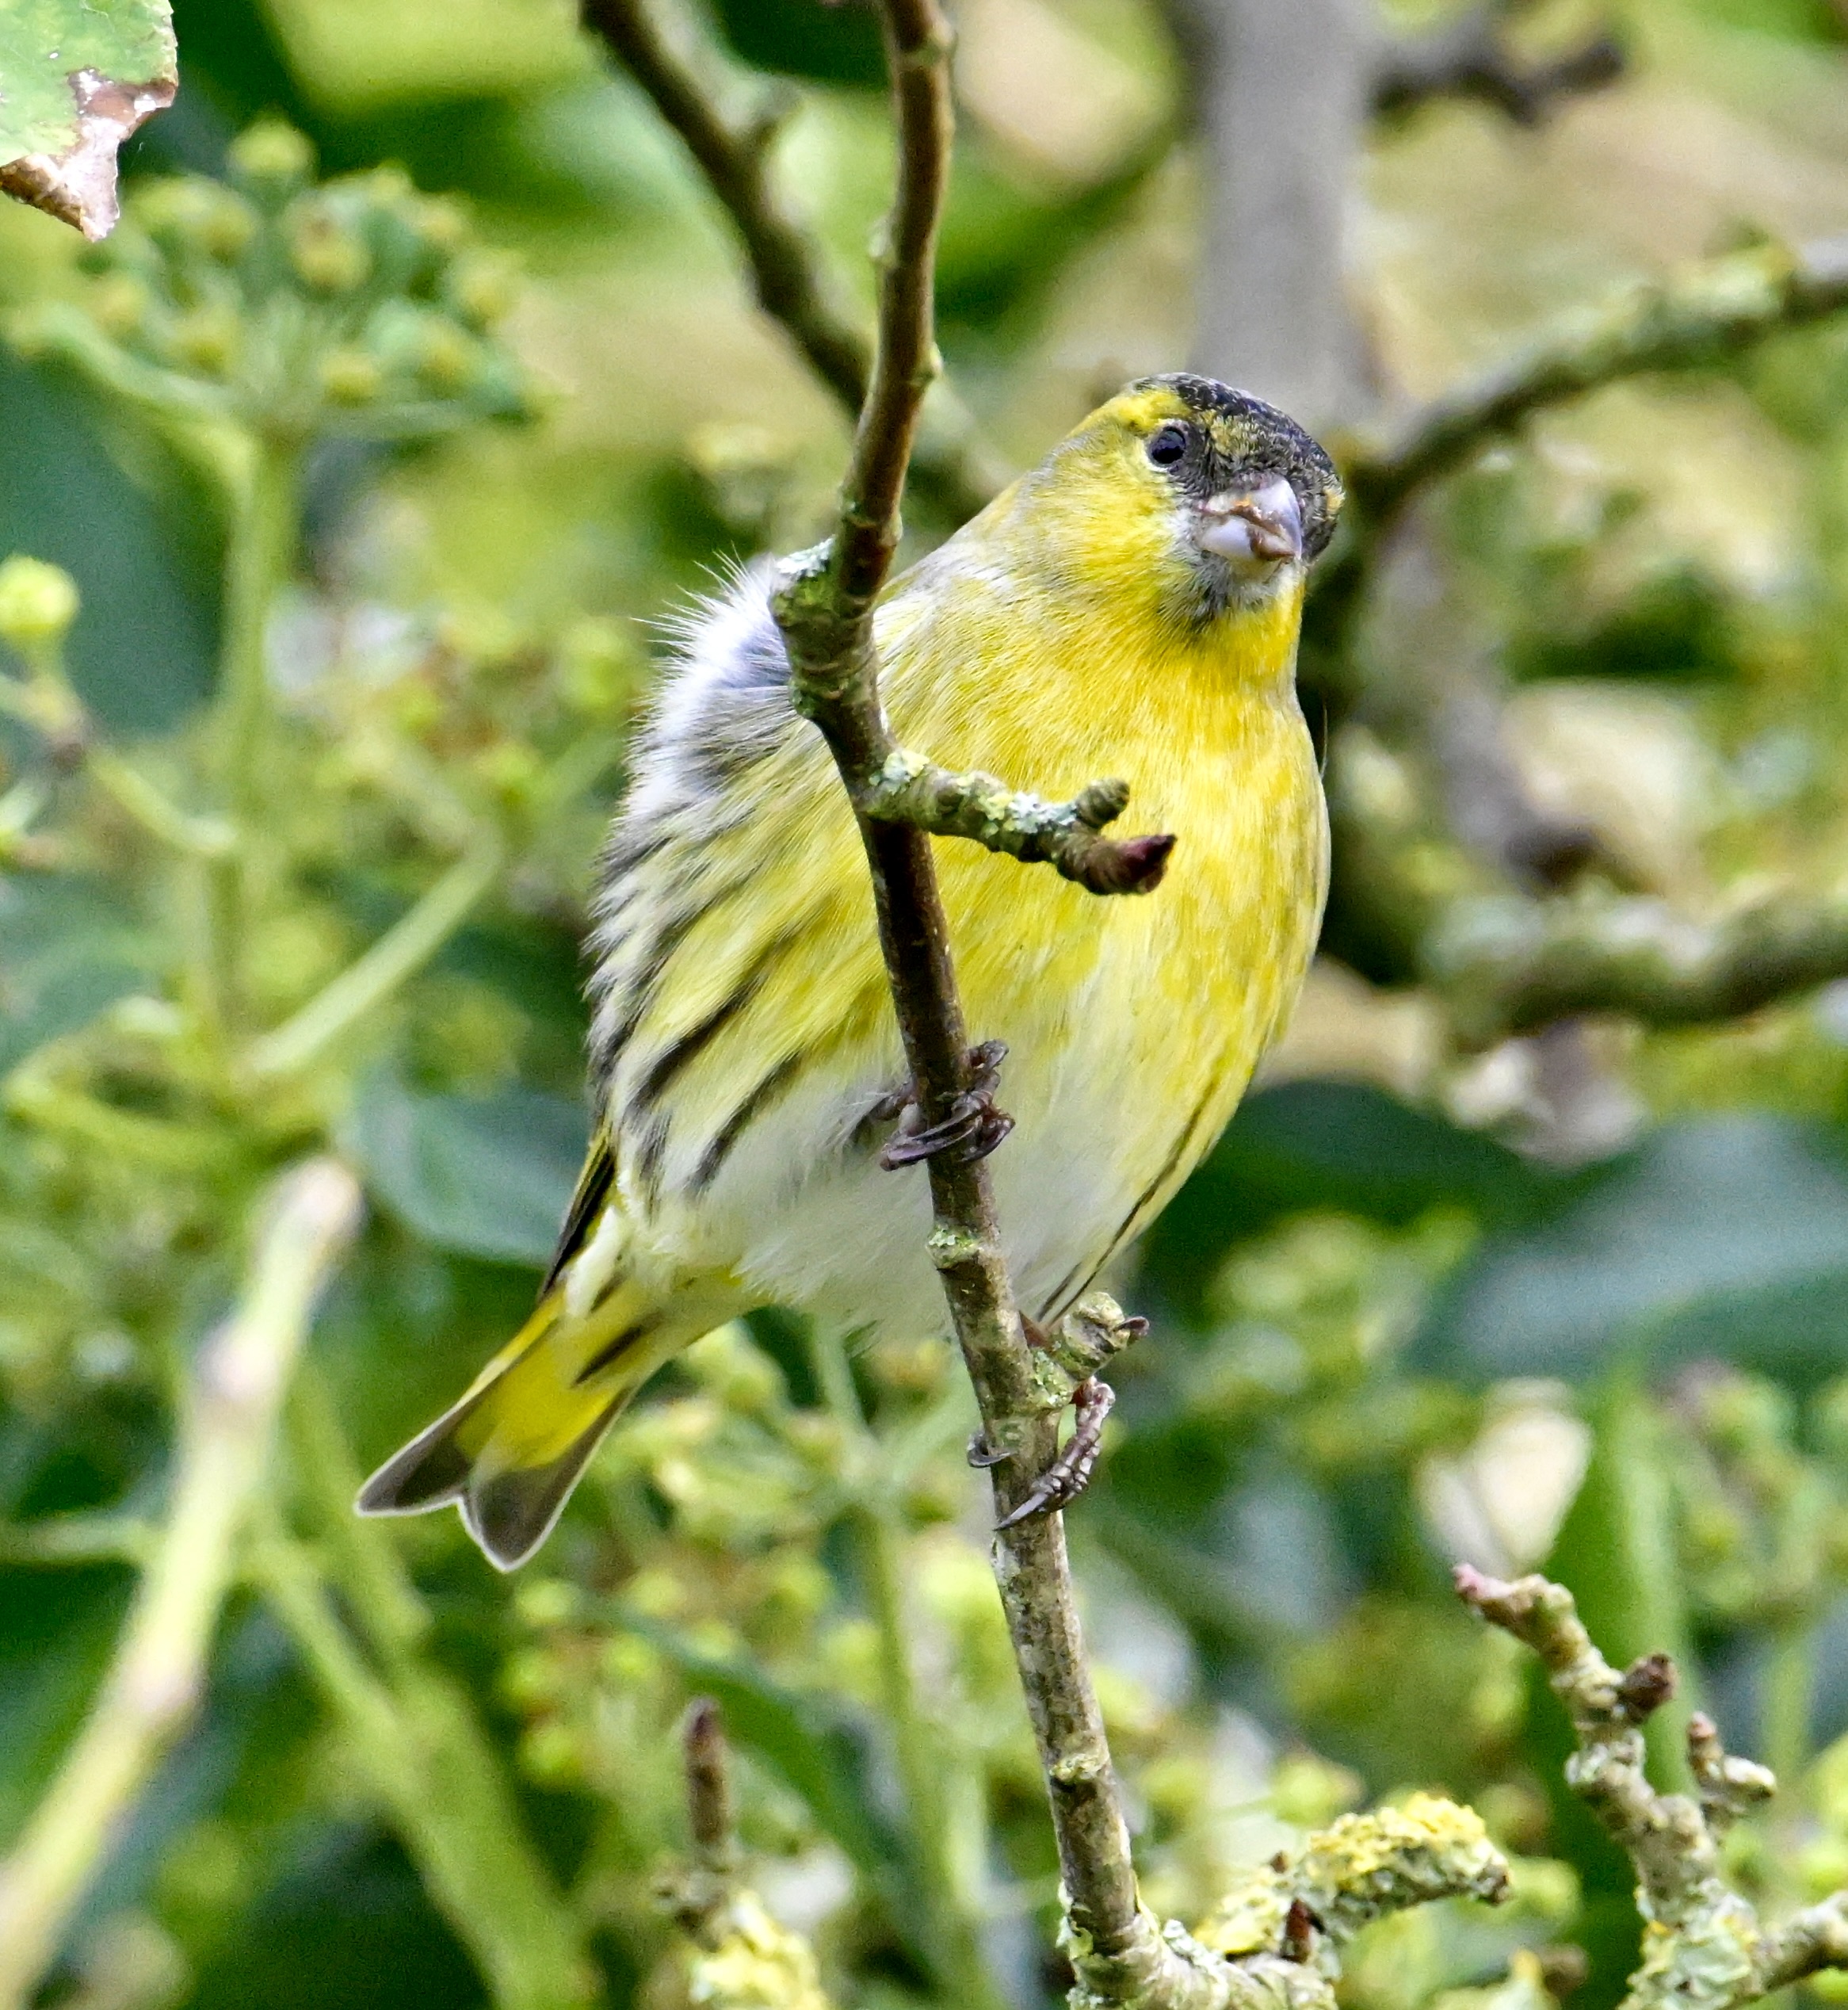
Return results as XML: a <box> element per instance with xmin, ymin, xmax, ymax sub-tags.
<box><xmin>356</xmin><ymin>1272</ymin><xmax>690</xmax><ymax>1569</ymax></box>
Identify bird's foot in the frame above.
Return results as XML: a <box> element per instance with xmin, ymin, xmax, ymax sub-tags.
<box><xmin>994</xmin><ymin>1376</ymin><xmax>1116</xmax><ymax>1530</ymax></box>
<box><xmin>964</xmin><ymin>1296</ymin><xmax>1145</xmax><ymax>1513</ymax></box>
<box><xmin>876</xmin><ymin>1038</ymin><xmax>1014</xmax><ymax>1170</ymax></box>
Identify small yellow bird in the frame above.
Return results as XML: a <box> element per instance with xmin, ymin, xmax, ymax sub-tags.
<box><xmin>359</xmin><ymin>374</ymin><xmax>1342</xmax><ymax>1568</ymax></box>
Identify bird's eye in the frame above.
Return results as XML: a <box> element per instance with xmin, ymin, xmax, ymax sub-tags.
<box><xmin>1146</xmin><ymin>423</ymin><xmax>1190</xmax><ymax>469</ymax></box>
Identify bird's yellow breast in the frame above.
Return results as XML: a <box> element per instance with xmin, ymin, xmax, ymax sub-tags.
<box><xmin>876</xmin><ymin>552</ymin><xmax>1328</xmax><ymax>1316</ymax></box>
<box><xmin>597</xmin><ymin>529</ymin><xmax>1327</xmax><ymax>1334</ymax></box>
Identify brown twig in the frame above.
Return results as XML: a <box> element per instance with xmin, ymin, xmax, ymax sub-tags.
<box><xmin>758</xmin><ymin>0</ymin><xmax>1196</xmax><ymax>1996</ymax></box>
<box><xmin>1306</xmin><ymin>233</ymin><xmax>1848</xmax><ymax>698</ymax></box>
<box><xmin>1455</xmin><ymin>1566</ymin><xmax>1848</xmax><ymax>2010</ymax></box>
<box><xmin>1434</xmin><ymin>880</ymin><xmax>1848</xmax><ymax>1041</ymax></box>
<box><xmin>578</xmin><ymin>0</ymin><xmax>1002</xmax><ymax>525</ymax></box>
<box><xmin>649</xmin><ymin>1699</ymin><xmax>835</xmax><ymax>2005</ymax></box>
<box><xmin>660</xmin><ymin>1698</ymin><xmax>741</xmax><ymax>1937</ymax></box>
<box><xmin>684</xmin><ymin>1698</ymin><xmax>736</xmax><ymax>1867</ymax></box>
<box><xmin>1325</xmin><ymin>713</ymin><xmax>1848</xmax><ymax>1045</ymax></box>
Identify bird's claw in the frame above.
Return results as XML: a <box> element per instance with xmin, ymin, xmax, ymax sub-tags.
<box><xmin>994</xmin><ymin>1376</ymin><xmax>1116</xmax><ymax>1530</ymax></box>
<box><xmin>966</xmin><ymin>1429</ymin><xmax>1013</xmax><ymax>1469</ymax></box>
<box><xmin>877</xmin><ymin>1039</ymin><xmax>1014</xmax><ymax>1170</ymax></box>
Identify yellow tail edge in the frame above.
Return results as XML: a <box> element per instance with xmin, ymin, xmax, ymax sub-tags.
<box><xmin>356</xmin><ymin>1276</ymin><xmax>678</xmax><ymax>1571</ymax></box>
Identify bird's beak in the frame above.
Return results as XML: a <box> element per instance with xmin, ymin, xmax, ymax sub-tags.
<box><xmin>1198</xmin><ymin>478</ymin><xmax>1303</xmax><ymax>569</ymax></box>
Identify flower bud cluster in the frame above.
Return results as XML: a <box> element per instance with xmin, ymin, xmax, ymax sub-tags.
<box><xmin>54</xmin><ymin>120</ymin><xmax>533</xmax><ymax>445</ymax></box>
<box><xmin>1665</xmin><ymin>1363</ymin><xmax>1848</xmax><ymax>1630</ymax></box>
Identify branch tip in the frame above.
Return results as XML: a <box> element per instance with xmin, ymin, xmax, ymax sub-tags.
<box><xmin>859</xmin><ymin>754</ymin><xmax>1173</xmax><ymax>896</ymax></box>
<box><xmin>1617</xmin><ymin>1652</ymin><xmax>1677</xmax><ymax>1723</ymax></box>
<box><xmin>1451</xmin><ymin>1566</ymin><xmax>1848</xmax><ymax>2010</ymax></box>
<box><xmin>683</xmin><ymin>1696</ymin><xmax>735</xmax><ymax>1863</ymax></box>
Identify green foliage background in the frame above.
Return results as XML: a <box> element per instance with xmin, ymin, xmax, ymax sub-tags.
<box><xmin>11</xmin><ymin>2</ymin><xmax>1848</xmax><ymax>2007</ymax></box>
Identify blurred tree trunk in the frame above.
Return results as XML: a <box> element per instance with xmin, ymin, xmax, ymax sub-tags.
<box><xmin>1171</xmin><ymin>0</ymin><xmax>1377</xmax><ymax>432</ymax></box>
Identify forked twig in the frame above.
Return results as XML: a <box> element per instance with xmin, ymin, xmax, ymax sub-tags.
<box><xmin>579</xmin><ymin>0</ymin><xmax>1002</xmax><ymax>525</ymax></box>
<box><xmin>1457</xmin><ymin>1566</ymin><xmax>1848</xmax><ymax>2010</ymax></box>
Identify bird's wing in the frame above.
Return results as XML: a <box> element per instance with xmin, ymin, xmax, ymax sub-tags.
<box><xmin>582</xmin><ymin>571</ymin><xmax>895</xmax><ymax>1224</ymax></box>
<box><xmin>539</xmin><ymin>1131</ymin><xmax>616</xmax><ymax>1297</ymax></box>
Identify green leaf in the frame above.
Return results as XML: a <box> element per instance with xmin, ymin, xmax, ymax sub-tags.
<box><xmin>342</xmin><ymin>1072</ymin><xmax>584</xmax><ymax>1270</ymax></box>
<box><xmin>708</xmin><ymin>0</ymin><xmax>886</xmax><ymax>88</ymax></box>
<box><xmin>1139</xmin><ymin>1080</ymin><xmax>1565</xmax><ymax>1324</ymax></box>
<box><xmin>1413</xmin><ymin>1117</ymin><xmax>1848</xmax><ymax>1385</ymax></box>
<box><xmin>0</xmin><ymin>874</ymin><xmax>151</xmax><ymax>1076</ymax></box>
<box><xmin>0</xmin><ymin>0</ymin><xmax>177</xmax><ymax>240</ymax></box>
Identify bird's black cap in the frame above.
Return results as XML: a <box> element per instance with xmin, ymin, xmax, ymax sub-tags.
<box><xmin>1130</xmin><ymin>373</ymin><xmax>1344</xmax><ymax>560</ymax></box>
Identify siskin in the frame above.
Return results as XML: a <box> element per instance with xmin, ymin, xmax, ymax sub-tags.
<box><xmin>360</xmin><ymin>374</ymin><xmax>1342</xmax><ymax>1568</ymax></box>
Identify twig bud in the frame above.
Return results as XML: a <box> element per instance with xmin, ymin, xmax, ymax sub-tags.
<box><xmin>684</xmin><ymin>1697</ymin><xmax>735</xmax><ymax>1865</ymax></box>
<box><xmin>1617</xmin><ymin>1653</ymin><xmax>1676</xmax><ymax>1722</ymax></box>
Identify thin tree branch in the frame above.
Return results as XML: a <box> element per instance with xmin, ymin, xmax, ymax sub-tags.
<box><xmin>1372</xmin><ymin>10</ymin><xmax>1622</xmax><ymax>128</ymax></box>
<box><xmin>1346</xmin><ymin>238</ymin><xmax>1848</xmax><ymax>536</ymax></box>
<box><xmin>648</xmin><ymin>1699</ymin><xmax>835</xmax><ymax>2008</ymax></box>
<box><xmin>1332</xmin><ymin>751</ymin><xmax>1848</xmax><ymax>1040</ymax></box>
<box><xmin>1299</xmin><ymin>237</ymin><xmax>1848</xmax><ymax>1053</ymax></box>
<box><xmin>757</xmin><ymin>0</ymin><xmax>1192</xmax><ymax>1995</ymax></box>
<box><xmin>579</xmin><ymin>0</ymin><xmax>864</xmax><ymax>412</ymax></box>
<box><xmin>682</xmin><ymin>1699</ymin><xmax>735</xmax><ymax>1870</ymax></box>
<box><xmin>865</xmin><ymin>759</ymin><xmax>1174</xmax><ymax>895</ymax></box>
<box><xmin>707</xmin><ymin>2</ymin><xmax>1537</xmax><ymax>1999</ymax></box>
<box><xmin>1762</xmin><ymin>1894</ymin><xmax>1848</xmax><ymax>1991</ymax></box>
<box><xmin>1430</xmin><ymin>880</ymin><xmax>1848</xmax><ymax>1041</ymax></box>
<box><xmin>578</xmin><ymin>0</ymin><xmax>1003</xmax><ymax>526</ymax></box>
<box><xmin>0</xmin><ymin>1160</ymin><xmax>363</xmax><ymax>2010</ymax></box>
<box><xmin>1308</xmin><ymin>237</ymin><xmax>1848</xmax><ymax>689</ymax></box>
<box><xmin>1456</xmin><ymin>1567</ymin><xmax>1848</xmax><ymax>2010</ymax></box>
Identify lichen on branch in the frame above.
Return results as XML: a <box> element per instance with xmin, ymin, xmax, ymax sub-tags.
<box><xmin>863</xmin><ymin>754</ymin><xmax>1176</xmax><ymax>895</ymax></box>
<box><xmin>1195</xmin><ymin>1796</ymin><xmax>1510</xmax><ymax>1958</ymax></box>
<box><xmin>1456</xmin><ymin>1565</ymin><xmax>1848</xmax><ymax>2010</ymax></box>
<box><xmin>1067</xmin><ymin>1795</ymin><xmax>1510</xmax><ymax>2010</ymax></box>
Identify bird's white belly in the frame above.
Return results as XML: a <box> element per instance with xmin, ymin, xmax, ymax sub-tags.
<box><xmin>664</xmin><ymin>935</ymin><xmax>1243</xmax><ymax>1342</ymax></box>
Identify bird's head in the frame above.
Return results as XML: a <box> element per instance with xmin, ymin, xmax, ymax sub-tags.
<box><xmin>1007</xmin><ymin>374</ymin><xmax>1343</xmax><ymax>636</ymax></box>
